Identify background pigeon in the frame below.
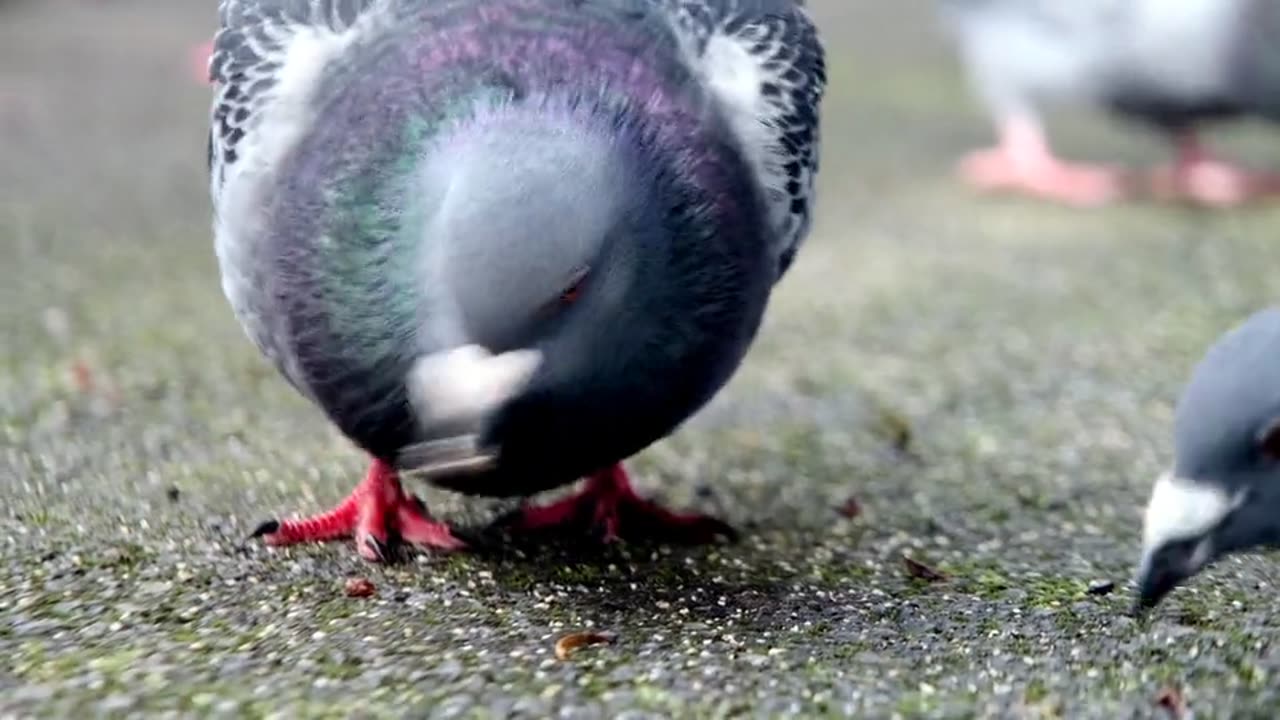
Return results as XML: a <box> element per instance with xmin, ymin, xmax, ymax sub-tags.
<box><xmin>1134</xmin><ymin>308</ymin><xmax>1280</xmax><ymax>611</ymax></box>
<box><xmin>936</xmin><ymin>0</ymin><xmax>1280</xmax><ymax>207</ymax></box>
<box><xmin>190</xmin><ymin>38</ymin><xmax>214</xmax><ymax>84</ymax></box>
<box><xmin>208</xmin><ymin>0</ymin><xmax>826</xmax><ymax>561</ymax></box>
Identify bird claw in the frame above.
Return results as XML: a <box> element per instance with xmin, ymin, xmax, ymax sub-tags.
<box><xmin>493</xmin><ymin>464</ymin><xmax>738</xmax><ymax>546</ymax></box>
<box><xmin>358</xmin><ymin>534</ymin><xmax>390</xmax><ymax>563</ymax></box>
<box><xmin>248</xmin><ymin>519</ymin><xmax>281</xmax><ymax>540</ymax></box>
<box><xmin>250</xmin><ymin>459</ymin><xmax>464</xmax><ymax>562</ymax></box>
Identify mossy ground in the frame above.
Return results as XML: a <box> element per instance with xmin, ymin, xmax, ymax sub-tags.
<box><xmin>4</xmin><ymin>1</ymin><xmax>1280</xmax><ymax>718</ymax></box>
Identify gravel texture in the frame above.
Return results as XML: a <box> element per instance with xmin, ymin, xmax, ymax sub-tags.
<box><xmin>4</xmin><ymin>2</ymin><xmax>1280</xmax><ymax>718</ymax></box>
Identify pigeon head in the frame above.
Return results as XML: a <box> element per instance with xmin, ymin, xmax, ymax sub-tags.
<box><xmin>402</xmin><ymin>97</ymin><xmax>769</xmax><ymax>496</ymax></box>
<box><xmin>1134</xmin><ymin>308</ymin><xmax>1280</xmax><ymax>612</ymax></box>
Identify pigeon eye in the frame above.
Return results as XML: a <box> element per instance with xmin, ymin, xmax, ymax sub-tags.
<box><xmin>559</xmin><ymin>267</ymin><xmax>589</xmax><ymax>304</ymax></box>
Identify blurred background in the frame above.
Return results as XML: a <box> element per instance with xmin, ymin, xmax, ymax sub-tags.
<box><xmin>4</xmin><ymin>0</ymin><xmax>1280</xmax><ymax>716</ymax></box>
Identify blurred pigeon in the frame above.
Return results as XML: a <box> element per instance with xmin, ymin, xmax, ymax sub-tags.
<box><xmin>208</xmin><ymin>0</ymin><xmax>826</xmax><ymax>561</ymax></box>
<box><xmin>190</xmin><ymin>38</ymin><xmax>215</xmax><ymax>85</ymax></box>
<box><xmin>936</xmin><ymin>0</ymin><xmax>1280</xmax><ymax>206</ymax></box>
<box><xmin>1134</xmin><ymin>308</ymin><xmax>1280</xmax><ymax>611</ymax></box>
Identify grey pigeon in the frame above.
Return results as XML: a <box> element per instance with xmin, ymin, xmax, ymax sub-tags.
<box><xmin>1134</xmin><ymin>308</ymin><xmax>1280</xmax><ymax>611</ymax></box>
<box><xmin>207</xmin><ymin>0</ymin><xmax>826</xmax><ymax>561</ymax></box>
<box><xmin>936</xmin><ymin>0</ymin><xmax>1280</xmax><ymax>206</ymax></box>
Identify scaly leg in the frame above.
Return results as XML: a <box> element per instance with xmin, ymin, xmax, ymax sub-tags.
<box><xmin>958</xmin><ymin>114</ymin><xmax>1127</xmax><ymax>206</ymax></box>
<box><xmin>251</xmin><ymin>458</ymin><xmax>465</xmax><ymax>562</ymax></box>
<box><xmin>495</xmin><ymin>464</ymin><xmax>737</xmax><ymax>544</ymax></box>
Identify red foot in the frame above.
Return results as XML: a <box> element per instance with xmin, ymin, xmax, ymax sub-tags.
<box><xmin>251</xmin><ymin>458</ymin><xmax>465</xmax><ymax>562</ymax></box>
<box><xmin>496</xmin><ymin>464</ymin><xmax>737</xmax><ymax>545</ymax></box>
<box><xmin>958</xmin><ymin>114</ymin><xmax>1127</xmax><ymax>207</ymax></box>
<box><xmin>1148</xmin><ymin>132</ymin><xmax>1280</xmax><ymax>207</ymax></box>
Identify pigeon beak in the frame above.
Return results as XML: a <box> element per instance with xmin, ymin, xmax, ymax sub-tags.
<box><xmin>1130</xmin><ymin>537</ymin><xmax>1210</xmax><ymax>615</ymax></box>
<box><xmin>1130</xmin><ymin>555</ymin><xmax>1184</xmax><ymax>615</ymax></box>
<box><xmin>399</xmin><ymin>344</ymin><xmax>543</xmax><ymax>481</ymax></box>
<box><xmin>396</xmin><ymin>434</ymin><xmax>499</xmax><ymax>482</ymax></box>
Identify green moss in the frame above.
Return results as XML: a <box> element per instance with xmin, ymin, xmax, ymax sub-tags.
<box><xmin>943</xmin><ymin>559</ymin><xmax>1097</xmax><ymax>608</ymax></box>
<box><xmin>809</xmin><ymin>560</ymin><xmax>874</xmax><ymax>585</ymax></box>
<box><xmin>777</xmin><ymin>423</ymin><xmax>834</xmax><ymax>476</ymax></box>
<box><xmin>631</xmin><ymin>684</ymin><xmax>686</xmax><ymax>714</ymax></box>
<box><xmin>1024</xmin><ymin>677</ymin><xmax>1050</xmax><ymax>703</ymax></box>
<box><xmin>892</xmin><ymin>691</ymin><xmax>938</xmax><ymax>718</ymax></box>
<box><xmin>20</xmin><ymin>507</ymin><xmax>55</xmax><ymax>527</ymax></box>
<box><xmin>1223</xmin><ymin>655</ymin><xmax>1268</xmax><ymax>691</ymax></box>
<box><xmin>76</xmin><ymin>542</ymin><xmax>154</xmax><ymax>572</ymax></box>
<box><xmin>964</xmin><ymin>568</ymin><xmax>1013</xmax><ymax>599</ymax></box>
<box><xmin>1021</xmin><ymin>576</ymin><xmax>1088</xmax><ymax>609</ymax></box>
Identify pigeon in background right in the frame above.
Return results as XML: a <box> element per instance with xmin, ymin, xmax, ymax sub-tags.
<box><xmin>1134</xmin><ymin>308</ymin><xmax>1280</xmax><ymax>611</ymax></box>
<box><xmin>936</xmin><ymin>0</ymin><xmax>1280</xmax><ymax>207</ymax></box>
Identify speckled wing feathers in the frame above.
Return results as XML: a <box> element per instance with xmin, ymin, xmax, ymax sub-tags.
<box><xmin>208</xmin><ymin>0</ymin><xmax>381</xmax><ymax>190</ymax></box>
<box><xmin>656</xmin><ymin>0</ymin><xmax>826</xmax><ymax>281</ymax></box>
<box><xmin>209</xmin><ymin>0</ymin><xmax>391</xmax><ymax>395</ymax></box>
<box><xmin>209</xmin><ymin>0</ymin><xmax>825</xmax><ymax>281</ymax></box>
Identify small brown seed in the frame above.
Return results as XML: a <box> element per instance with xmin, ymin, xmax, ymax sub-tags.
<box><xmin>902</xmin><ymin>555</ymin><xmax>948</xmax><ymax>583</ymax></box>
<box><xmin>344</xmin><ymin>577</ymin><xmax>376</xmax><ymax>598</ymax></box>
<box><xmin>836</xmin><ymin>497</ymin><xmax>862</xmax><ymax>519</ymax></box>
<box><xmin>554</xmin><ymin>631</ymin><xmax>617</xmax><ymax>661</ymax></box>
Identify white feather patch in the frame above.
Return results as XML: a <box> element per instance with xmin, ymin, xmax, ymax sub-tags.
<box><xmin>694</xmin><ymin>33</ymin><xmax>791</xmax><ymax>240</ymax></box>
<box><xmin>700</xmin><ymin>35</ymin><xmax>770</xmax><ymax>176</ymax></box>
<box><xmin>1141</xmin><ymin>471</ymin><xmax>1243</xmax><ymax>552</ymax></box>
<box><xmin>211</xmin><ymin>20</ymin><xmax>366</xmax><ymax>386</ymax></box>
<box><xmin>406</xmin><ymin>345</ymin><xmax>542</xmax><ymax>430</ymax></box>
<box><xmin>214</xmin><ymin>23</ymin><xmax>358</xmax><ymax>208</ymax></box>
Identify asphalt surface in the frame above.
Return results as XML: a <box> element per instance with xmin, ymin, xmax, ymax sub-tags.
<box><xmin>4</xmin><ymin>1</ymin><xmax>1280</xmax><ymax>718</ymax></box>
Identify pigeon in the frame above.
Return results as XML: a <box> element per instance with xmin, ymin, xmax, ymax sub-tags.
<box><xmin>936</xmin><ymin>0</ymin><xmax>1280</xmax><ymax>207</ymax></box>
<box><xmin>1134</xmin><ymin>308</ymin><xmax>1280</xmax><ymax>611</ymax></box>
<box><xmin>207</xmin><ymin>0</ymin><xmax>826</xmax><ymax>561</ymax></box>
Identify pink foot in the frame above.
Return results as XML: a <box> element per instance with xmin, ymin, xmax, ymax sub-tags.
<box><xmin>251</xmin><ymin>458</ymin><xmax>466</xmax><ymax>561</ymax></box>
<box><xmin>496</xmin><ymin>464</ymin><xmax>737</xmax><ymax>545</ymax></box>
<box><xmin>959</xmin><ymin>147</ymin><xmax>1126</xmax><ymax>207</ymax></box>
<box><xmin>957</xmin><ymin>114</ymin><xmax>1128</xmax><ymax>207</ymax></box>
<box><xmin>1148</xmin><ymin>133</ymin><xmax>1280</xmax><ymax>207</ymax></box>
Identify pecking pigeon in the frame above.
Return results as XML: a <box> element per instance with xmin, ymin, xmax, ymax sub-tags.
<box><xmin>208</xmin><ymin>0</ymin><xmax>826</xmax><ymax>561</ymax></box>
<box><xmin>1134</xmin><ymin>308</ymin><xmax>1280</xmax><ymax>611</ymax></box>
<box><xmin>936</xmin><ymin>0</ymin><xmax>1280</xmax><ymax>207</ymax></box>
